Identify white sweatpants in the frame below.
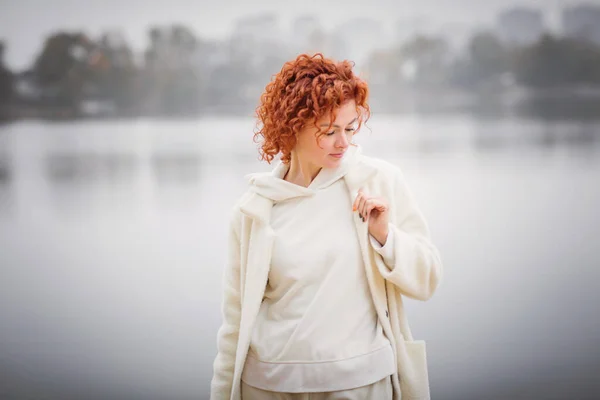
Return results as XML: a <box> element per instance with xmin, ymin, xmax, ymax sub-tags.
<box><xmin>240</xmin><ymin>375</ymin><xmax>393</xmax><ymax>400</ymax></box>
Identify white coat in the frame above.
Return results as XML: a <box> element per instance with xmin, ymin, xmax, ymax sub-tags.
<box><xmin>210</xmin><ymin>146</ymin><xmax>443</xmax><ymax>400</ymax></box>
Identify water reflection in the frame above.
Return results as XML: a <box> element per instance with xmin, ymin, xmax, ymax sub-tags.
<box><xmin>0</xmin><ymin>155</ymin><xmax>12</xmax><ymax>214</ymax></box>
<box><xmin>398</xmin><ymin>94</ymin><xmax>600</xmax><ymax>123</ymax></box>
<box><xmin>150</xmin><ymin>153</ymin><xmax>202</xmax><ymax>184</ymax></box>
<box><xmin>25</xmin><ymin>117</ymin><xmax>599</xmax><ymax>195</ymax></box>
<box><xmin>516</xmin><ymin>96</ymin><xmax>600</xmax><ymax>122</ymax></box>
<box><xmin>471</xmin><ymin>119</ymin><xmax>599</xmax><ymax>152</ymax></box>
<box><xmin>45</xmin><ymin>152</ymin><xmax>139</xmax><ymax>184</ymax></box>
<box><xmin>415</xmin><ymin>137</ymin><xmax>458</xmax><ymax>154</ymax></box>
<box><xmin>0</xmin><ymin>117</ymin><xmax>599</xmax><ymax>400</ymax></box>
<box><xmin>43</xmin><ymin>152</ymin><xmax>208</xmax><ymax>186</ymax></box>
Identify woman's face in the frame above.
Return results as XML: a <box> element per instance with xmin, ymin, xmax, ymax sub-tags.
<box><xmin>295</xmin><ymin>100</ymin><xmax>359</xmax><ymax>169</ymax></box>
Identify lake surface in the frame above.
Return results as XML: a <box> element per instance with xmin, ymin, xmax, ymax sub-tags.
<box><xmin>1</xmin><ymin>114</ymin><xmax>599</xmax><ymax>399</ymax></box>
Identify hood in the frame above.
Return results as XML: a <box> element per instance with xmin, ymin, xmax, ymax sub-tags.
<box><xmin>245</xmin><ymin>145</ymin><xmax>362</xmax><ymax>203</ymax></box>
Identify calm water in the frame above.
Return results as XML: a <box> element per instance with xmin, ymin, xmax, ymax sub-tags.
<box><xmin>0</xmin><ymin>115</ymin><xmax>599</xmax><ymax>399</ymax></box>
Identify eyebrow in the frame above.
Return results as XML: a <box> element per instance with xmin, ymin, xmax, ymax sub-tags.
<box><xmin>319</xmin><ymin>117</ymin><xmax>358</xmax><ymax>128</ymax></box>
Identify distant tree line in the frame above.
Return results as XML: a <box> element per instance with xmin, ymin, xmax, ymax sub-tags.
<box><xmin>0</xmin><ymin>41</ymin><xmax>14</xmax><ymax>119</ymax></box>
<box><xmin>0</xmin><ymin>25</ymin><xmax>292</xmax><ymax>120</ymax></box>
<box><xmin>367</xmin><ymin>32</ymin><xmax>600</xmax><ymax>90</ymax></box>
<box><xmin>364</xmin><ymin>31</ymin><xmax>600</xmax><ymax>114</ymax></box>
<box><xmin>1</xmin><ymin>25</ymin><xmax>600</xmax><ymax>121</ymax></box>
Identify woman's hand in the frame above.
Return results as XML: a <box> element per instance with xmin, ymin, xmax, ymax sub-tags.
<box><xmin>353</xmin><ymin>188</ymin><xmax>390</xmax><ymax>246</ymax></box>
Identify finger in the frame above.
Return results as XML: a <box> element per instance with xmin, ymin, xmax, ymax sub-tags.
<box><xmin>374</xmin><ymin>199</ymin><xmax>388</xmax><ymax>213</ymax></box>
<box><xmin>367</xmin><ymin>198</ymin><xmax>387</xmax><ymax>219</ymax></box>
<box><xmin>363</xmin><ymin>199</ymin><xmax>374</xmax><ymax>221</ymax></box>
<box><xmin>354</xmin><ymin>188</ymin><xmax>367</xmax><ymax>213</ymax></box>
<box><xmin>352</xmin><ymin>189</ymin><xmax>363</xmax><ymax>212</ymax></box>
<box><xmin>365</xmin><ymin>202</ymin><xmax>376</xmax><ymax>221</ymax></box>
<box><xmin>375</xmin><ymin>202</ymin><xmax>388</xmax><ymax>213</ymax></box>
<box><xmin>358</xmin><ymin>196</ymin><xmax>369</xmax><ymax>220</ymax></box>
<box><xmin>358</xmin><ymin>195</ymin><xmax>368</xmax><ymax>220</ymax></box>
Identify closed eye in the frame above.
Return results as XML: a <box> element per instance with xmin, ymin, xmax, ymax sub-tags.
<box><xmin>326</xmin><ymin>127</ymin><xmax>356</xmax><ymax>135</ymax></box>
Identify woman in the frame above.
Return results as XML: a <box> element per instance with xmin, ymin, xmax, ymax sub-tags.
<box><xmin>210</xmin><ymin>53</ymin><xmax>443</xmax><ymax>400</ymax></box>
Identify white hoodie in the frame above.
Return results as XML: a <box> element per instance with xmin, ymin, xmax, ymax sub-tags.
<box><xmin>240</xmin><ymin>146</ymin><xmax>398</xmax><ymax>392</ymax></box>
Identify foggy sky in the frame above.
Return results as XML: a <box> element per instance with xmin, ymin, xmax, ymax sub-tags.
<box><xmin>1</xmin><ymin>0</ymin><xmax>599</xmax><ymax>70</ymax></box>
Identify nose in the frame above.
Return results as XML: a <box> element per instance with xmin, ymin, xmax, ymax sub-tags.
<box><xmin>336</xmin><ymin>133</ymin><xmax>349</xmax><ymax>149</ymax></box>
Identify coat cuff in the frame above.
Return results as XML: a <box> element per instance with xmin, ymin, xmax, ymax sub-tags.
<box><xmin>369</xmin><ymin>223</ymin><xmax>396</xmax><ymax>269</ymax></box>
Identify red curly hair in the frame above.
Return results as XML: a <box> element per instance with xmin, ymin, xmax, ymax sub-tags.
<box><xmin>253</xmin><ymin>53</ymin><xmax>370</xmax><ymax>164</ymax></box>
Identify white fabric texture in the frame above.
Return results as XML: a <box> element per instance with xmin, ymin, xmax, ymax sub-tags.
<box><xmin>210</xmin><ymin>145</ymin><xmax>443</xmax><ymax>400</ymax></box>
<box><xmin>240</xmin><ymin>374</ymin><xmax>394</xmax><ymax>400</ymax></box>
<box><xmin>240</xmin><ymin>154</ymin><xmax>396</xmax><ymax>392</ymax></box>
<box><xmin>369</xmin><ymin>223</ymin><xmax>396</xmax><ymax>268</ymax></box>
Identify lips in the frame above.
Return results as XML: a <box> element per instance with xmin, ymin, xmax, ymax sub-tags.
<box><xmin>330</xmin><ymin>153</ymin><xmax>345</xmax><ymax>158</ymax></box>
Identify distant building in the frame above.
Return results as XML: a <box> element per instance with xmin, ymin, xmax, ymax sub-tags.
<box><xmin>562</xmin><ymin>4</ymin><xmax>600</xmax><ymax>45</ymax></box>
<box><xmin>496</xmin><ymin>7</ymin><xmax>546</xmax><ymax>46</ymax></box>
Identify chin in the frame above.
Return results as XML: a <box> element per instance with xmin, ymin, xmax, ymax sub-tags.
<box><xmin>324</xmin><ymin>159</ymin><xmax>341</xmax><ymax>168</ymax></box>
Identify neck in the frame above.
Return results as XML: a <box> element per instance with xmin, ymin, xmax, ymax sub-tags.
<box><xmin>284</xmin><ymin>150</ymin><xmax>321</xmax><ymax>188</ymax></box>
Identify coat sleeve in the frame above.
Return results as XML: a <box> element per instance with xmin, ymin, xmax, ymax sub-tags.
<box><xmin>369</xmin><ymin>227</ymin><xmax>396</xmax><ymax>267</ymax></box>
<box><xmin>210</xmin><ymin>211</ymin><xmax>242</xmax><ymax>400</ymax></box>
<box><xmin>373</xmin><ymin>167</ymin><xmax>443</xmax><ymax>301</ymax></box>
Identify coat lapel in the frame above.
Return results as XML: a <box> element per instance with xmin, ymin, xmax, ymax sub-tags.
<box><xmin>233</xmin><ymin>191</ymin><xmax>275</xmax><ymax>398</ymax></box>
<box><xmin>344</xmin><ymin>158</ymin><xmax>404</xmax><ymax>400</ymax></box>
<box><xmin>343</xmin><ymin>159</ymin><xmax>391</xmax><ymax>328</ymax></box>
<box><xmin>238</xmin><ymin>191</ymin><xmax>275</xmax><ymax>315</ymax></box>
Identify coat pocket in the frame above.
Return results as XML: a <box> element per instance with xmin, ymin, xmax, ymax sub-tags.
<box><xmin>398</xmin><ymin>340</ymin><xmax>430</xmax><ymax>400</ymax></box>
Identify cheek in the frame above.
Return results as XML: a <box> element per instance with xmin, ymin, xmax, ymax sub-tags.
<box><xmin>316</xmin><ymin>136</ymin><xmax>335</xmax><ymax>152</ymax></box>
